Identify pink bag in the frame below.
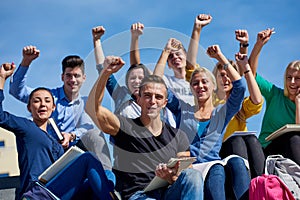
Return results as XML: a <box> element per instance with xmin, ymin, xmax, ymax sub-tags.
<box><xmin>249</xmin><ymin>174</ymin><xmax>295</xmax><ymax>200</ymax></box>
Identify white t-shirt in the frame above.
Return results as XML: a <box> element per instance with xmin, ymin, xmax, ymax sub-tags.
<box><xmin>164</xmin><ymin>75</ymin><xmax>195</xmax><ymax>106</ymax></box>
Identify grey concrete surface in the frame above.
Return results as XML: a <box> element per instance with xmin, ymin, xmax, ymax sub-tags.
<box><xmin>0</xmin><ymin>188</ymin><xmax>15</xmax><ymax>200</ymax></box>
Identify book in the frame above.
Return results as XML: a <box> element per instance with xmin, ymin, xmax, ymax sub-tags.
<box><xmin>48</xmin><ymin>118</ymin><xmax>64</xmax><ymax>141</ymax></box>
<box><xmin>265</xmin><ymin>124</ymin><xmax>300</xmax><ymax>141</ymax></box>
<box><xmin>223</xmin><ymin>131</ymin><xmax>257</xmax><ymax>142</ymax></box>
<box><xmin>38</xmin><ymin>146</ymin><xmax>84</xmax><ymax>184</ymax></box>
<box><xmin>143</xmin><ymin>157</ymin><xmax>196</xmax><ymax>192</ymax></box>
<box><xmin>192</xmin><ymin>155</ymin><xmax>249</xmax><ymax>180</ymax></box>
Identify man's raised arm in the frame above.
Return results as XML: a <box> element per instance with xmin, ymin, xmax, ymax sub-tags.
<box><xmin>85</xmin><ymin>56</ymin><xmax>125</xmax><ymax>136</ymax></box>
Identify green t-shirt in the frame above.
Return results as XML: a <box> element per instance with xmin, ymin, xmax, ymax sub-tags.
<box><xmin>256</xmin><ymin>74</ymin><xmax>296</xmax><ymax>147</ymax></box>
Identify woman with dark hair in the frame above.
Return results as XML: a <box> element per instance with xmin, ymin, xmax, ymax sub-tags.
<box><xmin>91</xmin><ymin>25</ymin><xmax>150</xmax><ymax>119</ymax></box>
<box><xmin>91</xmin><ymin>24</ymin><xmax>176</xmax><ymax>128</ymax></box>
<box><xmin>0</xmin><ymin>63</ymin><xmax>115</xmax><ymax>200</ymax></box>
<box><xmin>104</xmin><ymin>62</ymin><xmax>151</xmax><ymax>117</ymax></box>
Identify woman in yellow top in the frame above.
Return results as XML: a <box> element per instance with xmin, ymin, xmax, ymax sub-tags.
<box><xmin>213</xmin><ymin>31</ymin><xmax>265</xmax><ymax>178</ymax></box>
<box><xmin>213</xmin><ymin>55</ymin><xmax>265</xmax><ymax>177</ymax></box>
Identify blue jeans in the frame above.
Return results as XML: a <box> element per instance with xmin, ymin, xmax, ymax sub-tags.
<box><xmin>204</xmin><ymin>157</ymin><xmax>250</xmax><ymax>200</ymax></box>
<box><xmin>46</xmin><ymin>152</ymin><xmax>115</xmax><ymax>200</ymax></box>
<box><xmin>129</xmin><ymin>168</ymin><xmax>203</xmax><ymax>200</ymax></box>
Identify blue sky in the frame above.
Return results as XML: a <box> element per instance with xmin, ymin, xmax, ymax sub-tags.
<box><xmin>0</xmin><ymin>0</ymin><xmax>299</xmax><ymax>133</ymax></box>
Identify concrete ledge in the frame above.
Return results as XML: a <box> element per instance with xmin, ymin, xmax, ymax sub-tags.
<box><xmin>0</xmin><ymin>176</ymin><xmax>19</xmax><ymax>200</ymax></box>
<box><xmin>0</xmin><ymin>176</ymin><xmax>20</xmax><ymax>189</ymax></box>
<box><xmin>0</xmin><ymin>188</ymin><xmax>15</xmax><ymax>200</ymax></box>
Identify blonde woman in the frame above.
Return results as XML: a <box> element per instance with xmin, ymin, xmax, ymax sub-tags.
<box><xmin>167</xmin><ymin>45</ymin><xmax>250</xmax><ymax>199</ymax></box>
<box><xmin>249</xmin><ymin>28</ymin><xmax>300</xmax><ymax>165</ymax></box>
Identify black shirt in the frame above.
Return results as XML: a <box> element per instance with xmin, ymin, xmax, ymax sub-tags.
<box><xmin>112</xmin><ymin>116</ymin><xmax>189</xmax><ymax>200</ymax></box>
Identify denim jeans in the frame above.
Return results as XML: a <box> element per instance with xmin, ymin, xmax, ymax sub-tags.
<box><xmin>204</xmin><ymin>157</ymin><xmax>250</xmax><ymax>200</ymax></box>
<box><xmin>46</xmin><ymin>152</ymin><xmax>115</xmax><ymax>200</ymax></box>
<box><xmin>129</xmin><ymin>168</ymin><xmax>203</xmax><ymax>200</ymax></box>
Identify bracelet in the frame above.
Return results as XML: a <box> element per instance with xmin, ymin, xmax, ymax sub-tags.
<box><xmin>240</xmin><ymin>43</ymin><xmax>249</xmax><ymax>48</ymax></box>
<box><xmin>70</xmin><ymin>133</ymin><xmax>75</xmax><ymax>142</ymax></box>
<box><xmin>223</xmin><ymin>63</ymin><xmax>229</xmax><ymax>70</ymax></box>
<box><xmin>244</xmin><ymin>69</ymin><xmax>250</xmax><ymax>74</ymax></box>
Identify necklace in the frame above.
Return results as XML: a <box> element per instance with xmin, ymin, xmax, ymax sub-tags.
<box><xmin>195</xmin><ymin>110</ymin><xmax>211</xmax><ymax>121</ymax></box>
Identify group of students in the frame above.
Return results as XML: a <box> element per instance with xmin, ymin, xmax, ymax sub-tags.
<box><xmin>1</xmin><ymin>13</ymin><xmax>299</xmax><ymax>200</ymax></box>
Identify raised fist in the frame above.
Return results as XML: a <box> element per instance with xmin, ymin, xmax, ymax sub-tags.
<box><xmin>21</xmin><ymin>45</ymin><xmax>40</xmax><ymax>66</ymax></box>
<box><xmin>195</xmin><ymin>14</ymin><xmax>212</xmax><ymax>29</ymax></box>
<box><xmin>131</xmin><ymin>22</ymin><xmax>144</xmax><ymax>37</ymax></box>
<box><xmin>92</xmin><ymin>26</ymin><xmax>105</xmax><ymax>40</ymax></box>
<box><xmin>103</xmin><ymin>56</ymin><xmax>125</xmax><ymax>74</ymax></box>
<box><xmin>235</xmin><ymin>29</ymin><xmax>249</xmax><ymax>44</ymax></box>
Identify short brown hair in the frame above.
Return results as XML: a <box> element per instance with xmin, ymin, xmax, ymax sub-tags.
<box><xmin>62</xmin><ymin>55</ymin><xmax>85</xmax><ymax>74</ymax></box>
<box><xmin>139</xmin><ymin>75</ymin><xmax>168</xmax><ymax>97</ymax></box>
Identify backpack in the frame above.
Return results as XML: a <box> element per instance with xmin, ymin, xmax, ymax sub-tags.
<box><xmin>265</xmin><ymin>155</ymin><xmax>300</xmax><ymax>199</ymax></box>
<box><xmin>249</xmin><ymin>174</ymin><xmax>295</xmax><ymax>200</ymax></box>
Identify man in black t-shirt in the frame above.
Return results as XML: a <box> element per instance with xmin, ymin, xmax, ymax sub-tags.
<box><xmin>86</xmin><ymin>56</ymin><xmax>203</xmax><ymax>200</ymax></box>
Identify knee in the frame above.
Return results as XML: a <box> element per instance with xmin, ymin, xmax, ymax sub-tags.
<box><xmin>230</xmin><ymin>136</ymin><xmax>244</xmax><ymax>143</ymax></box>
<box><xmin>207</xmin><ymin>164</ymin><xmax>225</xmax><ymax>181</ymax></box>
<box><xmin>227</xmin><ymin>157</ymin><xmax>245</xmax><ymax>168</ymax></box>
<box><xmin>209</xmin><ymin>164</ymin><xmax>225</xmax><ymax>175</ymax></box>
<box><xmin>227</xmin><ymin>136</ymin><xmax>246</xmax><ymax>150</ymax></box>
<box><xmin>105</xmin><ymin>170</ymin><xmax>116</xmax><ymax>188</ymax></box>
<box><xmin>226</xmin><ymin>157</ymin><xmax>249</xmax><ymax>176</ymax></box>
<box><xmin>245</xmin><ymin>135</ymin><xmax>261</xmax><ymax>145</ymax></box>
<box><xmin>79</xmin><ymin>152</ymin><xmax>96</xmax><ymax>162</ymax></box>
<box><xmin>183</xmin><ymin>168</ymin><xmax>203</xmax><ymax>181</ymax></box>
<box><xmin>290</xmin><ymin>133</ymin><xmax>300</xmax><ymax>145</ymax></box>
<box><xmin>180</xmin><ymin>168</ymin><xmax>203</xmax><ymax>187</ymax></box>
<box><xmin>81</xmin><ymin>129</ymin><xmax>101</xmax><ymax>141</ymax></box>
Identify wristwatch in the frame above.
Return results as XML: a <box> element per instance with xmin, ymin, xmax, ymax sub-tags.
<box><xmin>240</xmin><ymin>43</ymin><xmax>249</xmax><ymax>48</ymax></box>
<box><xmin>69</xmin><ymin>133</ymin><xmax>75</xmax><ymax>142</ymax></box>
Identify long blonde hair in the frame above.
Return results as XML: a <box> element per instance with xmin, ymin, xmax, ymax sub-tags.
<box><xmin>284</xmin><ymin>60</ymin><xmax>300</xmax><ymax>97</ymax></box>
<box><xmin>189</xmin><ymin>67</ymin><xmax>217</xmax><ymax>107</ymax></box>
<box><xmin>190</xmin><ymin>66</ymin><xmax>217</xmax><ymax>90</ymax></box>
